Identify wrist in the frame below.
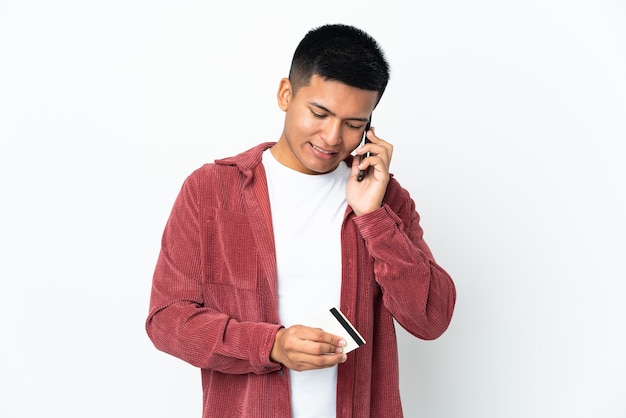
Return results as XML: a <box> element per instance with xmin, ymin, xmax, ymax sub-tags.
<box><xmin>270</xmin><ymin>328</ymin><xmax>285</xmax><ymax>363</ymax></box>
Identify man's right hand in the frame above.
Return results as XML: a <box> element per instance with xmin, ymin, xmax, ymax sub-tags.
<box><xmin>270</xmin><ymin>325</ymin><xmax>347</xmax><ymax>371</ymax></box>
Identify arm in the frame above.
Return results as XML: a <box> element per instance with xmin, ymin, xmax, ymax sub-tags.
<box><xmin>353</xmin><ymin>193</ymin><xmax>456</xmax><ymax>340</ymax></box>
<box><xmin>145</xmin><ymin>172</ymin><xmax>282</xmax><ymax>374</ymax></box>
<box><xmin>348</xmin><ymin>128</ymin><xmax>455</xmax><ymax>339</ymax></box>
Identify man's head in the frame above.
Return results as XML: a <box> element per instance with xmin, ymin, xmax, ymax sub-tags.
<box><xmin>288</xmin><ymin>24</ymin><xmax>390</xmax><ymax>103</ymax></box>
<box><xmin>271</xmin><ymin>24</ymin><xmax>388</xmax><ymax>175</ymax></box>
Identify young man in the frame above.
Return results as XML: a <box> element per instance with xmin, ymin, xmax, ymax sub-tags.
<box><xmin>146</xmin><ymin>24</ymin><xmax>456</xmax><ymax>417</ymax></box>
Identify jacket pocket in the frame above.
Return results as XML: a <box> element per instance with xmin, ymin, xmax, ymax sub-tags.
<box><xmin>203</xmin><ymin>208</ymin><xmax>259</xmax><ymax>291</ymax></box>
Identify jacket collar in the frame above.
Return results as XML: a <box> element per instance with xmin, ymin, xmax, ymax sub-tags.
<box><xmin>214</xmin><ymin>142</ymin><xmax>275</xmax><ymax>174</ymax></box>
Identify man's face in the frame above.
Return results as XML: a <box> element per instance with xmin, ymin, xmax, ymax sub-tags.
<box><xmin>273</xmin><ymin>74</ymin><xmax>379</xmax><ymax>175</ymax></box>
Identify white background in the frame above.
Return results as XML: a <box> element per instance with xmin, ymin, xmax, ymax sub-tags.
<box><xmin>1</xmin><ymin>1</ymin><xmax>625</xmax><ymax>417</ymax></box>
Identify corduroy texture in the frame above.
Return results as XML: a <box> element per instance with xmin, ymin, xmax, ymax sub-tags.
<box><xmin>146</xmin><ymin>142</ymin><xmax>456</xmax><ymax>418</ymax></box>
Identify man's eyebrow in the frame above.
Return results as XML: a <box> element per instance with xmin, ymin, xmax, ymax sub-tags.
<box><xmin>309</xmin><ymin>102</ymin><xmax>370</xmax><ymax>122</ymax></box>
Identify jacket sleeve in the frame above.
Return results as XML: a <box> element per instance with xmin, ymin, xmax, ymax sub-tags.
<box><xmin>145</xmin><ymin>172</ymin><xmax>282</xmax><ymax>374</ymax></box>
<box><xmin>352</xmin><ymin>180</ymin><xmax>456</xmax><ymax>340</ymax></box>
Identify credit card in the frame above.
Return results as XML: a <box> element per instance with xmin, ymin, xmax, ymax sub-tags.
<box><xmin>315</xmin><ymin>307</ymin><xmax>366</xmax><ymax>353</ymax></box>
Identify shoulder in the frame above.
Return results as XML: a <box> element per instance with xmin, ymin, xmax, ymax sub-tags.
<box><xmin>215</xmin><ymin>142</ymin><xmax>275</xmax><ymax>170</ymax></box>
<box><xmin>185</xmin><ymin>142</ymin><xmax>275</xmax><ymax>184</ymax></box>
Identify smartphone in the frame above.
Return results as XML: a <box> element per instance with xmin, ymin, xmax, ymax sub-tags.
<box><xmin>357</xmin><ymin>118</ymin><xmax>372</xmax><ymax>182</ymax></box>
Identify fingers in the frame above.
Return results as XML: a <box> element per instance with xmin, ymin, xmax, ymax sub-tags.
<box><xmin>271</xmin><ymin>325</ymin><xmax>348</xmax><ymax>371</ymax></box>
<box><xmin>347</xmin><ymin>127</ymin><xmax>394</xmax><ymax>215</ymax></box>
<box><xmin>354</xmin><ymin>127</ymin><xmax>393</xmax><ymax>173</ymax></box>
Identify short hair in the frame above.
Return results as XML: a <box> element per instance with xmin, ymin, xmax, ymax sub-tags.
<box><xmin>289</xmin><ymin>24</ymin><xmax>390</xmax><ymax>101</ymax></box>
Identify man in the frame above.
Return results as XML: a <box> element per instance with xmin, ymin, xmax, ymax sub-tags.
<box><xmin>146</xmin><ymin>24</ymin><xmax>456</xmax><ymax>417</ymax></box>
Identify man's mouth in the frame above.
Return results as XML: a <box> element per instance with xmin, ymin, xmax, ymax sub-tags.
<box><xmin>310</xmin><ymin>143</ymin><xmax>337</xmax><ymax>155</ymax></box>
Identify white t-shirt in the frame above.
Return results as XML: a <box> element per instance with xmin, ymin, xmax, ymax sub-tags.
<box><xmin>263</xmin><ymin>150</ymin><xmax>350</xmax><ymax>418</ymax></box>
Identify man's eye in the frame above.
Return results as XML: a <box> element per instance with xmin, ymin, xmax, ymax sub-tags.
<box><xmin>311</xmin><ymin>111</ymin><xmax>326</xmax><ymax>119</ymax></box>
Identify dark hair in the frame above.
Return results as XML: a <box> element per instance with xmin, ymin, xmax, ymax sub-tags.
<box><xmin>289</xmin><ymin>24</ymin><xmax>390</xmax><ymax>101</ymax></box>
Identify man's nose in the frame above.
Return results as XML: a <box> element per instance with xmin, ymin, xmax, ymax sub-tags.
<box><xmin>320</xmin><ymin>119</ymin><xmax>342</xmax><ymax>146</ymax></box>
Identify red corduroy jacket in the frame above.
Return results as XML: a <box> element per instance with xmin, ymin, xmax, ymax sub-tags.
<box><xmin>146</xmin><ymin>142</ymin><xmax>456</xmax><ymax>417</ymax></box>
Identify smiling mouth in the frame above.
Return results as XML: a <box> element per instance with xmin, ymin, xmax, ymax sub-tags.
<box><xmin>310</xmin><ymin>143</ymin><xmax>337</xmax><ymax>155</ymax></box>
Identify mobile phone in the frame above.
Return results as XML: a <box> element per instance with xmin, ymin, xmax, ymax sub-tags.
<box><xmin>357</xmin><ymin>119</ymin><xmax>372</xmax><ymax>182</ymax></box>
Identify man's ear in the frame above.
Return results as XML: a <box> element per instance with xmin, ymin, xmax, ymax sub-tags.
<box><xmin>277</xmin><ymin>78</ymin><xmax>292</xmax><ymax>111</ymax></box>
